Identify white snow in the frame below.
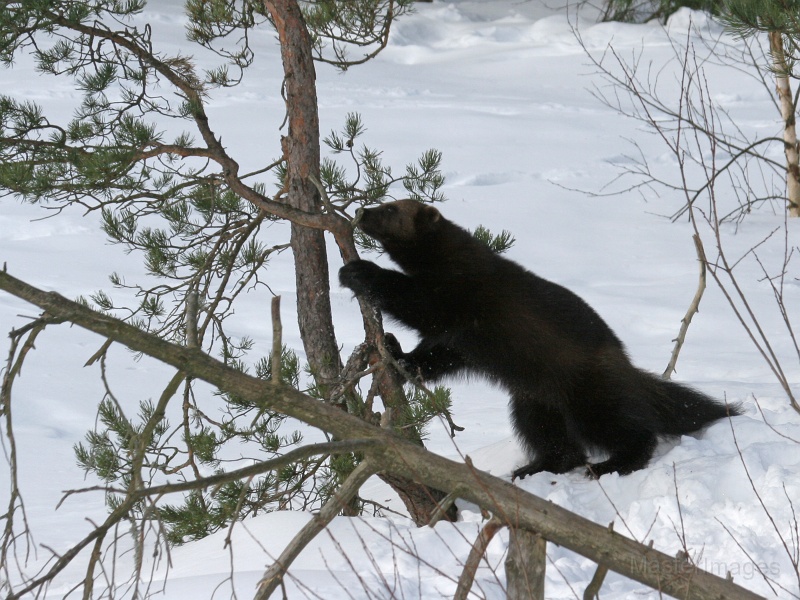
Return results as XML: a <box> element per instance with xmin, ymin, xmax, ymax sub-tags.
<box><xmin>1</xmin><ymin>0</ymin><xmax>799</xmax><ymax>598</ymax></box>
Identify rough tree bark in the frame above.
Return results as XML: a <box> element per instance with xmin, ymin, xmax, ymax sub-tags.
<box><xmin>261</xmin><ymin>0</ymin><xmax>450</xmax><ymax>525</ymax></box>
<box><xmin>768</xmin><ymin>30</ymin><xmax>800</xmax><ymax>218</ymax></box>
<box><xmin>264</xmin><ymin>0</ymin><xmax>342</xmax><ymax>389</ymax></box>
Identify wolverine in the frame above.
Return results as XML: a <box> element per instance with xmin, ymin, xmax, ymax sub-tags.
<box><xmin>340</xmin><ymin>200</ymin><xmax>739</xmax><ymax>479</ymax></box>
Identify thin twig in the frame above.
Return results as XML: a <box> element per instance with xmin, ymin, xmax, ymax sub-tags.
<box><xmin>60</xmin><ymin>439</ymin><xmax>382</xmax><ymax>504</ymax></box>
<box><xmin>663</xmin><ymin>234</ymin><xmax>707</xmax><ymax>380</ymax></box>
<box><xmin>1</xmin><ymin>321</ymin><xmax>52</xmax><ymax>588</ymax></box>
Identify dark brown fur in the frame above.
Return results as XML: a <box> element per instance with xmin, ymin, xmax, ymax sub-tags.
<box><xmin>339</xmin><ymin>200</ymin><xmax>740</xmax><ymax>478</ymax></box>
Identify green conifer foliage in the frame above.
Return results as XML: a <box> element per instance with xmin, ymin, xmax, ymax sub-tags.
<box><xmin>720</xmin><ymin>0</ymin><xmax>800</xmax><ymax>217</ymax></box>
<box><xmin>1</xmin><ymin>0</ymin><xmax>465</xmax><ymax>542</ymax></box>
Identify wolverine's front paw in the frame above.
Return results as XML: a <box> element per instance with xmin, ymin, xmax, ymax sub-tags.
<box><xmin>382</xmin><ymin>333</ymin><xmax>404</xmax><ymax>360</ymax></box>
<box><xmin>339</xmin><ymin>259</ymin><xmax>382</xmax><ymax>297</ymax></box>
<box><xmin>383</xmin><ymin>333</ymin><xmax>424</xmax><ymax>381</ymax></box>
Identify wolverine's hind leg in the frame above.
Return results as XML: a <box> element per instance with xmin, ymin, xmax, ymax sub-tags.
<box><xmin>585</xmin><ymin>431</ymin><xmax>657</xmax><ymax>478</ymax></box>
<box><xmin>510</xmin><ymin>394</ymin><xmax>586</xmax><ymax>480</ymax></box>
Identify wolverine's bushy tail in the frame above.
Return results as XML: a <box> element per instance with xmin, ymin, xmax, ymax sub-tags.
<box><xmin>637</xmin><ymin>370</ymin><xmax>741</xmax><ymax>436</ymax></box>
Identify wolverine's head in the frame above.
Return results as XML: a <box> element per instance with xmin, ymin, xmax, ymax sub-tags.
<box><xmin>353</xmin><ymin>200</ymin><xmax>442</xmax><ymax>247</ymax></box>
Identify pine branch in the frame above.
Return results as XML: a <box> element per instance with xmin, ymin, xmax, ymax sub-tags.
<box><xmin>0</xmin><ymin>270</ymin><xmax>767</xmax><ymax>600</ymax></box>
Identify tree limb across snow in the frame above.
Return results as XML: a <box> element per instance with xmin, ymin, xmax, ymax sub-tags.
<box><xmin>0</xmin><ymin>268</ymin><xmax>764</xmax><ymax>600</ymax></box>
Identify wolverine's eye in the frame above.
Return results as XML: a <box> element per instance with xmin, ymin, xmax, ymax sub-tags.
<box><xmin>385</xmin><ymin>205</ymin><xmax>396</xmax><ymax>213</ymax></box>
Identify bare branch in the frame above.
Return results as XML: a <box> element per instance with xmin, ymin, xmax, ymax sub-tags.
<box><xmin>0</xmin><ymin>270</ymin><xmax>766</xmax><ymax>600</ymax></box>
<box><xmin>1</xmin><ymin>320</ymin><xmax>53</xmax><ymax>589</ymax></box>
<box><xmin>454</xmin><ymin>516</ymin><xmax>504</xmax><ymax>600</ymax></box>
<box><xmin>255</xmin><ymin>458</ymin><xmax>378</xmax><ymax>599</ymax></box>
<box><xmin>663</xmin><ymin>234</ymin><xmax>707</xmax><ymax>380</ymax></box>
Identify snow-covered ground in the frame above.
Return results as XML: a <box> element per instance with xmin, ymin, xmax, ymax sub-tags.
<box><xmin>1</xmin><ymin>1</ymin><xmax>799</xmax><ymax>598</ymax></box>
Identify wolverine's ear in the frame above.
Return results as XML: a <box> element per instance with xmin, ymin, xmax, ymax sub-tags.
<box><xmin>421</xmin><ymin>205</ymin><xmax>441</xmax><ymax>223</ymax></box>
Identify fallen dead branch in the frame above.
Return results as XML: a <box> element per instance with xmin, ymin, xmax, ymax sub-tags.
<box><xmin>0</xmin><ymin>269</ymin><xmax>767</xmax><ymax>600</ymax></box>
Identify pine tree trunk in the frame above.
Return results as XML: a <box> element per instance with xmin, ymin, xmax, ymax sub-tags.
<box><xmin>265</xmin><ymin>0</ymin><xmax>343</xmax><ymax>390</ymax></box>
<box><xmin>769</xmin><ymin>30</ymin><xmax>800</xmax><ymax>218</ymax></box>
<box><xmin>262</xmin><ymin>0</ymin><xmax>450</xmax><ymax>525</ymax></box>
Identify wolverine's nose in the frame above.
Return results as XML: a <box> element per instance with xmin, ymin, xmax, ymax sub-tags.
<box><xmin>351</xmin><ymin>208</ymin><xmax>364</xmax><ymax>228</ymax></box>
